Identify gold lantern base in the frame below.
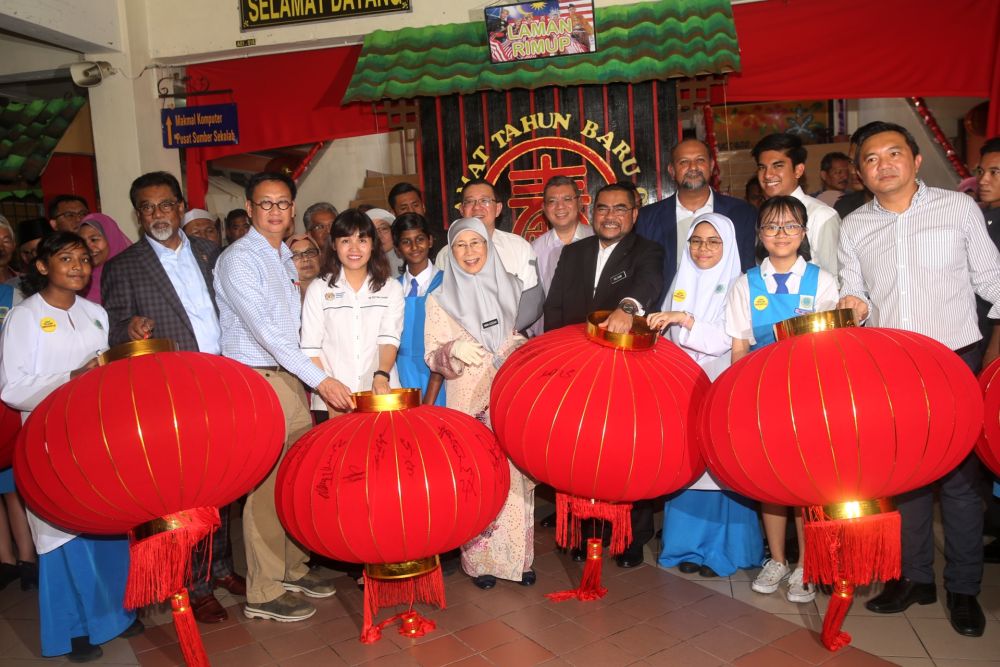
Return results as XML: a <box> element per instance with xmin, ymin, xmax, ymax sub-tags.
<box><xmin>820</xmin><ymin>497</ymin><xmax>895</xmax><ymax>521</ymax></box>
<box><xmin>98</xmin><ymin>338</ymin><xmax>177</xmax><ymax>365</ymax></box>
<box><xmin>364</xmin><ymin>556</ymin><xmax>440</xmax><ymax>580</ymax></box>
<box><xmin>773</xmin><ymin>308</ymin><xmax>856</xmax><ymax>341</ymax></box>
<box><xmin>586</xmin><ymin>310</ymin><xmax>658</xmax><ymax>350</ymax></box>
<box><xmin>354</xmin><ymin>388</ymin><xmax>421</xmax><ymax>412</ymax></box>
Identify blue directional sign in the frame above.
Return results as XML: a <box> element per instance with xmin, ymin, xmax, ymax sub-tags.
<box><xmin>161</xmin><ymin>103</ymin><xmax>239</xmax><ymax>149</ymax></box>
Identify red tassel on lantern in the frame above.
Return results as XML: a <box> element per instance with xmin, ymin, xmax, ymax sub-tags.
<box><xmin>547</xmin><ymin>538</ymin><xmax>607</xmax><ymax>602</ymax></box>
<box><xmin>170</xmin><ymin>590</ymin><xmax>210</xmax><ymax>667</ymax></box>
<box><xmin>360</xmin><ymin>559</ymin><xmax>445</xmax><ymax>643</ymax></box>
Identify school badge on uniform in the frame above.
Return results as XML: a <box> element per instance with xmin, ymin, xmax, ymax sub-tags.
<box><xmin>324</xmin><ymin>292</ymin><xmax>334</xmax><ymax>301</ymax></box>
<box><xmin>714</xmin><ymin>284</ymin><xmax>725</xmax><ymax>294</ymax></box>
<box><xmin>673</xmin><ymin>289</ymin><xmax>687</xmax><ymax>303</ymax></box>
<box><xmin>753</xmin><ymin>295</ymin><xmax>769</xmax><ymax>311</ymax></box>
<box><xmin>798</xmin><ymin>295</ymin><xmax>815</xmax><ymax>311</ymax></box>
<box><xmin>94</xmin><ymin>320</ymin><xmax>104</xmax><ymax>330</ymax></box>
<box><xmin>40</xmin><ymin>317</ymin><xmax>57</xmax><ymax>333</ymax></box>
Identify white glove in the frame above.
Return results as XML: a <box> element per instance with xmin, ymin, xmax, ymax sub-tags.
<box><xmin>451</xmin><ymin>340</ymin><xmax>487</xmax><ymax>366</ymax></box>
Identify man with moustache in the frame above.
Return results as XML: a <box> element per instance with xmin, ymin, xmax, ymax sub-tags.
<box><xmin>811</xmin><ymin>151</ymin><xmax>852</xmax><ymax>207</ymax></box>
<box><xmin>214</xmin><ymin>172</ymin><xmax>343</xmax><ymax>623</ymax></box>
<box><xmin>636</xmin><ymin>139</ymin><xmax>756</xmax><ymax>305</ymax></box>
<box><xmin>543</xmin><ymin>182</ymin><xmax>664</xmax><ymax>567</ymax></box>
<box><xmin>839</xmin><ymin>122</ymin><xmax>1000</xmax><ymax>638</ymax></box>
<box><xmin>302</xmin><ymin>202</ymin><xmax>337</xmax><ymax>251</ymax></box>
<box><xmin>101</xmin><ymin>172</ymin><xmax>244</xmax><ymax>623</ymax></box>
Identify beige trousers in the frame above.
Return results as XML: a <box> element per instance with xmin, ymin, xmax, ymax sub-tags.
<box><xmin>244</xmin><ymin>369</ymin><xmax>312</xmax><ymax>603</ymax></box>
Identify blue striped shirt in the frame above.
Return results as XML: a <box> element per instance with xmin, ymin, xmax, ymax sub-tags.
<box><xmin>214</xmin><ymin>226</ymin><xmax>328</xmax><ymax>388</ymax></box>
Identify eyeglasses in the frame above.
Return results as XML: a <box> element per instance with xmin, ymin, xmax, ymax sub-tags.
<box><xmin>55</xmin><ymin>209</ymin><xmax>89</xmax><ymax>221</ymax></box>
<box><xmin>253</xmin><ymin>199</ymin><xmax>293</xmax><ymax>211</ymax></box>
<box><xmin>291</xmin><ymin>248</ymin><xmax>319</xmax><ymax>261</ymax></box>
<box><xmin>594</xmin><ymin>204</ymin><xmax>634</xmax><ymax>216</ymax></box>
<box><xmin>759</xmin><ymin>223</ymin><xmax>805</xmax><ymax>237</ymax></box>
<box><xmin>462</xmin><ymin>197</ymin><xmax>496</xmax><ymax>208</ymax></box>
<box><xmin>453</xmin><ymin>239</ymin><xmax>485</xmax><ymax>252</ymax></box>
<box><xmin>137</xmin><ymin>200</ymin><xmax>178</xmax><ymax>216</ymax></box>
<box><xmin>308</xmin><ymin>222</ymin><xmax>331</xmax><ymax>232</ymax></box>
<box><xmin>544</xmin><ymin>195</ymin><xmax>578</xmax><ymax>206</ymax></box>
<box><xmin>688</xmin><ymin>238</ymin><xmax>723</xmax><ymax>250</ymax></box>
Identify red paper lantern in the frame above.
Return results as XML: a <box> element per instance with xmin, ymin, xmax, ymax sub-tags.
<box><xmin>977</xmin><ymin>357</ymin><xmax>1000</xmax><ymax>477</ymax></box>
<box><xmin>0</xmin><ymin>400</ymin><xmax>21</xmax><ymax>469</ymax></box>
<box><xmin>700</xmin><ymin>319</ymin><xmax>982</xmax><ymax>650</ymax></box>
<box><xmin>276</xmin><ymin>388</ymin><xmax>509</xmax><ymax>643</ymax></box>
<box><xmin>490</xmin><ymin>314</ymin><xmax>709</xmax><ymax>600</ymax></box>
<box><xmin>15</xmin><ymin>341</ymin><xmax>285</xmax><ymax>666</ymax></box>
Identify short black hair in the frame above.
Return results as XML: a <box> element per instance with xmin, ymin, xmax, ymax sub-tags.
<box><xmin>751</xmin><ymin>133</ymin><xmax>807</xmax><ymax>167</ymax></box>
<box><xmin>225</xmin><ymin>209</ymin><xmax>248</xmax><ymax>225</ymax></box>
<box><xmin>388</xmin><ymin>182</ymin><xmax>423</xmax><ymax>210</ymax></box>
<box><xmin>820</xmin><ymin>152</ymin><xmax>851</xmax><ymax>172</ymax></box>
<box><xmin>21</xmin><ymin>231</ymin><xmax>87</xmax><ymax>297</ymax></box>
<box><xmin>980</xmin><ymin>137</ymin><xmax>1000</xmax><ymax>157</ymax></box>
<box><xmin>245</xmin><ymin>171</ymin><xmax>296</xmax><ymax>202</ymax></box>
<box><xmin>755</xmin><ymin>195</ymin><xmax>812</xmax><ymax>263</ymax></box>
<box><xmin>129</xmin><ymin>172</ymin><xmax>183</xmax><ymax>210</ymax></box>
<box><xmin>16</xmin><ymin>217</ymin><xmax>52</xmax><ymax>246</ymax></box>
<box><xmin>851</xmin><ymin>121</ymin><xmax>920</xmax><ymax>166</ymax></box>
<box><xmin>47</xmin><ymin>194</ymin><xmax>89</xmax><ymax>220</ymax></box>
<box><xmin>543</xmin><ymin>175</ymin><xmax>581</xmax><ymax>198</ymax></box>
<box><xmin>670</xmin><ymin>138</ymin><xmax>710</xmax><ymax>161</ymax></box>
<box><xmin>593</xmin><ymin>182</ymin><xmax>639</xmax><ymax>209</ymax></box>
<box><xmin>391</xmin><ymin>212</ymin><xmax>431</xmax><ymax>245</ymax></box>
<box><xmin>460</xmin><ymin>178</ymin><xmax>496</xmax><ymax>199</ymax></box>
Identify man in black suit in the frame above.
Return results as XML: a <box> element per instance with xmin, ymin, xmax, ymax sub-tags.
<box><xmin>101</xmin><ymin>171</ymin><xmax>244</xmax><ymax>624</ymax></box>
<box><xmin>636</xmin><ymin>139</ymin><xmax>757</xmax><ymax>305</ymax></box>
<box><xmin>543</xmin><ymin>182</ymin><xmax>664</xmax><ymax>567</ymax></box>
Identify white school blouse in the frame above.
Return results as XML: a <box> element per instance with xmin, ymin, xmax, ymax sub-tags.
<box><xmin>0</xmin><ymin>293</ymin><xmax>109</xmax><ymax>553</ymax></box>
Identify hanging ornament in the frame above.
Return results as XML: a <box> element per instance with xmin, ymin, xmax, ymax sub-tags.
<box><xmin>909</xmin><ymin>97</ymin><xmax>972</xmax><ymax>179</ymax></box>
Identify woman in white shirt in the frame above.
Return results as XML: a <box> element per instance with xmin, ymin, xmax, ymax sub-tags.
<box><xmin>0</xmin><ymin>232</ymin><xmax>138</xmax><ymax>662</ymax></box>
<box><xmin>300</xmin><ymin>209</ymin><xmax>404</xmax><ymax>416</ymax></box>
<box><xmin>647</xmin><ymin>213</ymin><xmax>764</xmax><ymax>580</ymax></box>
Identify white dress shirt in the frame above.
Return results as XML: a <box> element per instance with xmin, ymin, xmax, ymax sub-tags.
<box><xmin>790</xmin><ymin>186</ymin><xmax>841</xmax><ymax>276</ymax></box>
<box><xmin>402</xmin><ymin>264</ymin><xmax>439</xmax><ymax>297</ymax></box>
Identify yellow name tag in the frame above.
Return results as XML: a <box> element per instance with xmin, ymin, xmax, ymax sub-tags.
<box><xmin>40</xmin><ymin>317</ymin><xmax>57</xmax><ymax>333</ymax></box>
<box><xmin>672</xmin><ymin>289</ymin><xmax>687</xmax><ymax>303</ymax></box>
<box><xmin>753</xmin><ymin>295</ymin><xmax>769</xmax><ymax>311</ymax></box>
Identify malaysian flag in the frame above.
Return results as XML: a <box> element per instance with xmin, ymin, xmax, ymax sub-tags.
<box><xmin>490</xmin><ymin>36</ymin><xmax>514</xmax><ymax>62</ymax></box>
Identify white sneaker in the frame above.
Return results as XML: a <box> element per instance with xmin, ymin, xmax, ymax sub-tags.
<box><xmin>751</xmin><ymin>558</ymin><xmax>790</xmax><ymax>594</ymax></box>
<box><xmin>786</xmin><ymin>567</ymin><xmax>816</xmax><ymax>603</ymax></box>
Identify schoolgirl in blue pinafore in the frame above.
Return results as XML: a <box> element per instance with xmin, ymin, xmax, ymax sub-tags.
<box><xmin>0</xmin><ymin>281</ymin><xmax>17</xmax><ymax>495</ymax></box>
<box><xmin>724</xmin><ymin>195</ymin><xmax>840</xmax><ymax>603</ymax></box>
<box><xmin>397</xmin><ymin>269</ymin><xmax>446</xmax><ymax>406</ymax></box>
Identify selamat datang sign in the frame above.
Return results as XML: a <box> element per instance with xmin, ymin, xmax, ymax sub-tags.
<box><xmin>240</xmin><ymin>0</ymin><xmax>410</xmax><ymax>30</ymax></box>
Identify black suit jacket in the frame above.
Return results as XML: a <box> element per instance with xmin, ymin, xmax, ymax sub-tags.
<box><xmin>543</xmin><ymin>232</ymin><xmax>664</xmax><ymax>331</ymax></box>
<box><xmin>102</xmin><ymin>235</ymin><xmax>221</xmax><ymax>351</ymax></box>
<box><xmin>635</xmin><ymin>190</ymin><xmax>757</xmax><ymax>305</ymax></box>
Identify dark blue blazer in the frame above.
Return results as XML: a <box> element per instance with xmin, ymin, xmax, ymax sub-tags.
<box><xmin>635</xmin><ymin>190</ymin><xmax>758</xmax><ymax>305</ymax></box>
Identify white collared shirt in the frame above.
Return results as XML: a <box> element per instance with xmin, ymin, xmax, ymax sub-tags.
<box><xmin>594</xmin><ymin>240</ymin><xmax>620</xmax><ymax>291</ymax></box>
<box><xmin>401</xmin><ymin>264</ymin><xmax>439</xmax><ymax>297</ymax></box>
<box><xmin>790</xmin><ymin>186</ymin><xmax>841</xmax><ymax>276</ymax></box>
<box><xmin>300</xmin><ymin>269</ymin><xmax>404</xmax><ymax>408</ymax></box>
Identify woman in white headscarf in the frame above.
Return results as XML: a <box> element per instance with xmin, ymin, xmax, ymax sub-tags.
<box><xmin>424</xmin><ymin>217</ymin><xmax>536</xmax><ymax>590</ymax></box>
<box><xmin>647</xmin><ymin>212</ymin><xmax>764</xmax><ymax>578</ymax></box>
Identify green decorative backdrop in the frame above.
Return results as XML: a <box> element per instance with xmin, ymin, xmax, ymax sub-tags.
<box><xmin>0</xmin><ymin>96</ymin><xmax>86</xmax><ymax>183</ymax></box>
<box><xmin>343</xmin><ymin>0</ymin><xmax>739</xmax><ymax>102</ymax></box>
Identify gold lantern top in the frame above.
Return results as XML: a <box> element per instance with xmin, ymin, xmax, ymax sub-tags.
<box><xmin>98</xmin><ymin>338</ymin><xmax>178</xmax><ymax>365</ymax></box>
<box><xmin>586</xmin><ymin>310</ymin><xmax>658</xmax><ymax>351</ymax></box>
<box><xmin>773</xmin><ymin>308</ymin><xmax>856</xmax><ymax>341</ymax></box>
<box><xmin>354</xmin><ymin>387</ymin><xmax>421</xmax><ymax>412</ymax></box>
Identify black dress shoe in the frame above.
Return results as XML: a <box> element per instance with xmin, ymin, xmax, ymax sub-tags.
<box><xmin>539</xmin><ymin>512</ymin><xmax>557</xmax><ymax>528</ymax></box>
<box><xmin>985</xmin><ymin>539</ymin><xmax>1000</xmax><ymax>564</ymax></box>
<box><xmin>68</xmin><ymin>637</ymin><xmax>102</xmax><ymax>663</ymax></box>
<box><xmin>946</xmin><ymin>592</ymin><xmax>985</xmax><ymax>637</ymax></box>
<box><xmin>570</xmin><ymin>548</ymin><xmax>586</xmax><ymax>562</ymax></box>
<box><xmin>677</xmin><ymin>561</ymin><xmax>701</xmax><ymax>574</ymax></box>
<box><xmin>119</xmin><ymin>619</ymin><xmax>145</xmax><ymax>639</ymax></box>
<box><xmin>520</xmin><ymin>570</ymin><xmax>536</xmax><ymax>586</ymax></box>
<box><xmin>866</xmin><ymin>577</ymin><xmax>937</xmax><ymax>613</ymax></box>
<box><xmin>616</xmin><ymin>553</ymin><xmax>643</xmax><ymax>568</ymax></box>
<box><xmin>472</xmin><ymin>575</ymin><xmax>496</xmax><ymax>590</ymax></box>
<box><xmin>698</xmin><ymin>565</ymin><xmax>718</xmax><ymax>578</ymax></box>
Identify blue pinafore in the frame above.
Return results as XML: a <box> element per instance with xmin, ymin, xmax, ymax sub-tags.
<box><xmin>397</xmin><ymin>271</ymin><xmax>446</xmax><ymax>406</ymax></box>
<box><xmin>0</xmin><ymin>283</ymin><xmax>15</xmax><ymax>494</ymax></box>
<box><xmin>748</xmin><ymin>263</ymin><xmax>820</xmax><ymax>350</ymax></box>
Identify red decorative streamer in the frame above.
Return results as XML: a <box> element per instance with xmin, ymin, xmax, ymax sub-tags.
<box><xmin>909</xmin><ymin>97</ymin><xmax>971</xmax><ymax>179</ymax></box>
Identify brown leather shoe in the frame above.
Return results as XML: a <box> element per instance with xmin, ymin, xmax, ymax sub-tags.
<box><xmin>214</xmin><ymin>573</ymin><xmax>246</xmax><ymax>597</ymax></box>
<box><xmin>191</xmin><ymin>593</ymin><xmax>228</xmax><ymax>624</ymax></box>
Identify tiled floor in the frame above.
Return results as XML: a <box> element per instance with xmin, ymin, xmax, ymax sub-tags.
<box><xmin>0</xmin><ymin>500</ymin><xmax>996</xmax><ymax>666</ymax></box>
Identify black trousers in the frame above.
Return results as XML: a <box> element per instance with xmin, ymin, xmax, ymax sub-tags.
<box><xmin>897</xmin><ymin>343</ymin><xmax>984</xmax><ymax>595</ymax></box>
<box><xmin>580</xmin><ymin>498</ymin><xmax>655</xmax><ymax>559</ymax></box>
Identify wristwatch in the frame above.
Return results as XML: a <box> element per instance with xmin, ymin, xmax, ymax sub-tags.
<box><xmin>373</xmin><ymin>370</ymin><xmax>390</xmax><ymax>381</ymax></box>
<box><xmin>617</xmin><ymin>298</ymin><xmax>641</xmax><ymax>316</ymax></box>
